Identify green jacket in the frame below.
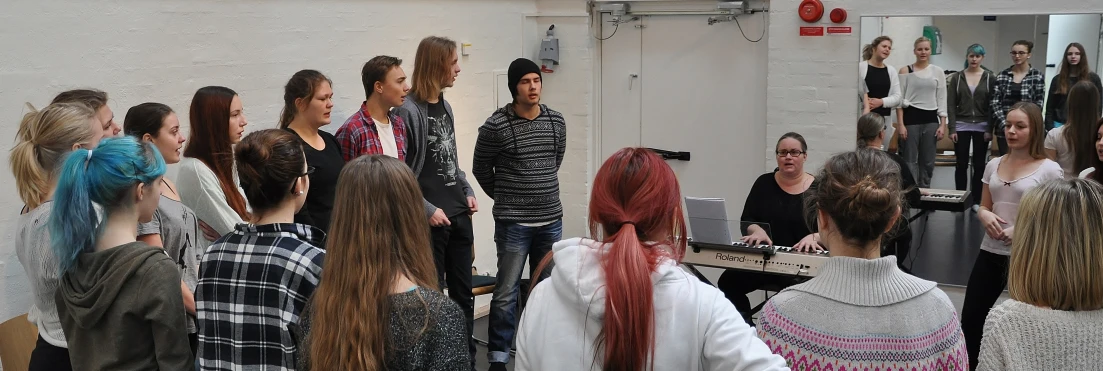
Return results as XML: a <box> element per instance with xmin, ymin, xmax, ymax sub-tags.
<box><xmin>946</xmin><ymin>70</ymin><xmax>998</xmax><ymax>135</ymax></box>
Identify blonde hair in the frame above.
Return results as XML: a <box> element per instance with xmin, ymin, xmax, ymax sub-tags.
<box><xmin>409</xmin><ymin>36</ymin><xmax>458</xmax><ymax>103</ymax></box>
<box><xmin>914</xmin><ymin>36</ymin><xmax>931</xmax><ymax>49</ymax></box>
<box><xmin>10</xmin><ymin>102</ymin><xmax>98</xmax><ymax>209</ymax></box>
<box><xmin>1009</xmin><ymin>179</ymin><xmax>1103</xmax><ymax>311</ymax></box>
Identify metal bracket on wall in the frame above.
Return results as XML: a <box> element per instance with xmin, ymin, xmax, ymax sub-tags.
<box><xmin>646</xmin><ymin>148</ymin><xmax>691</xmax><ymax>161</ymax></box>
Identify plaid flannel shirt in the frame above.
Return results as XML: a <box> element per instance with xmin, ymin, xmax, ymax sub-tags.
<box><xmin>991</xmin><ymin>67</ymin><xmax>1046</xmax><ymax>135</ymax></box>
<box><xmin>335</xmin><ymin>102</ymin><xmax>407</xmax><ymax>162</ymax></box>
<box><xmin>196</xmin><ymin>223</ymin><xmax>326</xmax><ymax>371</ymax></box>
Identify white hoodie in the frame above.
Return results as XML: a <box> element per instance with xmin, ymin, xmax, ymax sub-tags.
<box><xmin>516</xmin><ymin>238</ymin><xmax>790</xmax><ymax>371</ymax></box>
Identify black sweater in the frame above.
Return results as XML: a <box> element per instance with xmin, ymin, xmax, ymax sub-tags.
<box><xmin>472</xmin><ymin>104</ymin><xmax>566</xmax><ymax>223</ymax></box>
<box><xmin>286</xmin><ymin>129</ymin><xmax>345</xmax><ymax>237</ymax></box>
<box><xmin>740</xmin><ymin>172</ymin><xmax>816</xmax><ymax>247</ymax></box>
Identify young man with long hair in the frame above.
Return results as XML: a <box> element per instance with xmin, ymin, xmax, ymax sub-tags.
<box><xmin>397</xmin><ymin>35</ymin><xmax>478</xmax><ymax>362</ymax></box>
<box><xmin>473</xmin><ymin>58</ymin><xmax>567</xmax><ymax>370</ymax></box>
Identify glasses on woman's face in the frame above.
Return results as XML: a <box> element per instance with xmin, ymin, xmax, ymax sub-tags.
<box><xmin>300</xmin><ymin>166</ymin><xmax>316</xmax><ymax>177</ymax></box>
<box><xmin>1010</xmin><ymin>51</ymin><xmax>1028</xmax><ymax>56</ymax></box>
<box><xmin>776</xmin><ymin>150</ymin><xmax>806</xmax><ymax>158</ymax></box>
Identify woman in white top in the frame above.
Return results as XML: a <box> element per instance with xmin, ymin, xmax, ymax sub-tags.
<box><xmin>178</xmin><ymin>86</ymin><xmax>251</xmax><ymax>236</ymax></box>
<box><xmin>515</xmin><ymin>147</ymin><xmax>787</xmax><ymax>371</ymax></box>
<box><xmin>977</xmin><ymin>178</ymin><xmax>1103</xmax><ymax>370</ymax></box>
<box><xmin>1044</xmin><ymin>80</ymin><xmax>1101</xmax><ymax>178</ymax></box>
<box><xmin>960</xmin><ymin>102</ymin><xmax>1063</xmax><ymax>369</ymax></box>
<box><xmin>896</xmin><ymin>36</ymin><xmax>948</xmax><ymax>188</ymax></box>
<box><xmin>9</xmin><ymin>102</ymin><xmax>103</xmax><ymax>371</ymax></box>
<box><xmin>859</xmin><ymin>36</ymin><xmax>902</xmax><ymax>119</ymax></box>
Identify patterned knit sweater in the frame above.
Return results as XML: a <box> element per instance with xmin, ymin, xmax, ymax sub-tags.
<box><xmin>472</xmin><ymin>103</ymin><xmax>566</xmax><ymax>223</ymax></box>
<box><xmin>757</xmin><ymin>256</ymin><xmax>968</xmax><ymax>371</ymax></box>
<box><xmin>977</xmin><ymin>299</ymin><xmax>1103</xmax><ymax>370</ymax></box>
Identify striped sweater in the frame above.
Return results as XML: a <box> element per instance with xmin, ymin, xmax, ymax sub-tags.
<box><xmin>757</xmin><ymin>256</ymin><xmax>968</xmax><ymax>371</ymax></box>
<box><xmin>472</xmin><ymin>103</ymin><xmax>566</xmax><ymax>223</ymax></box>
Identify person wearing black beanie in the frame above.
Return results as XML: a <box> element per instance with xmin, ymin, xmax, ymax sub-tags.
<box><xmin>472</xmin><ymin>57</ymin><xmax>566</xmax><ymax>371</ymax></box>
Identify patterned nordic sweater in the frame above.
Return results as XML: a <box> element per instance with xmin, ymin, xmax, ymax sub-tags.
<box><xmin>757</xmin><ymin>256</ymin><xmax>968</xmax><ymax>371</ymax></box>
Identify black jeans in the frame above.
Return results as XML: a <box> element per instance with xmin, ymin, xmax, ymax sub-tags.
<box><xmin>28</xmin><ymin>335</ymin><xmax>73</xmax><ymax>371</ymax></box>
<box><xmin>883</xmin><ymin>225</ymin><xmax>913</xmax><ymax>271</ymax></box>
<box><xmin>430</xmin><ymin>214</ymin><xmax>475</xmax><ymax>362</ymax></box>
<box><xmin>717</xmin><ymin>270</ymin><xmax>806</xmax><ymax>326</ymax></box>
<box><xmin>954</xmin><ymin>131</ymin><xmax>989</xmax><ymax>205</ymax></box>
<box><xmin>961</xmin><ymin>250</ymin><xmax>1010</xmax><ymax>370</ymax></box>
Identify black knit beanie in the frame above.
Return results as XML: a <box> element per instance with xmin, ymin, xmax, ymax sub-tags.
<box><xmin>508</xmin><ymin>58</ymin><xmax>542</xmax><ymax>99</ymax></box>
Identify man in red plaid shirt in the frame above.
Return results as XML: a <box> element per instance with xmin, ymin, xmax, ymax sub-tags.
<box><xmin>336</xmin><ymin>55</ymin><xmax>410</xmax><ymax>161</ymax></box>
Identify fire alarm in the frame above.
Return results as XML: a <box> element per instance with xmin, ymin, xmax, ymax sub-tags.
<box><xmin>830</xmin><ymin>8</ymin><xmax>847</xmax><ymax>23</ymax></box>
<box><xmin>799</xmin><ymin>0</ymin><xmax>824</xmax><ymax>23</ymax></box>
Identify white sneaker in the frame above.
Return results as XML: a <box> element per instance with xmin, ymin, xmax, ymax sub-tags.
<box><xmin>971</xmin><ymin>204</ymin><xmax>980</xmax><ymax>213</ymax></box>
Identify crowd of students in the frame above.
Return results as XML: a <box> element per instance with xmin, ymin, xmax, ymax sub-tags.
<box><xmin>7</xmin><ymin>33</ymin><xmax>1103</xmax><ymax>371</ymax></box>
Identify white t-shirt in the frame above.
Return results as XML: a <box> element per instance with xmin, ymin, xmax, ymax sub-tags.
<box><xmin>373</xmin><ymin>118</ymin><xmax>399</xmax><ymax>158</ymax></box>
<box><xmin>980</xmin><ymin>157</ymin><xmax>1063</xmax><ymax>255</ymax></box>
<box><xmin>1043</xmin><ymin>126</ymin><xmax>1075</xmax><ymax>179</ymax></box>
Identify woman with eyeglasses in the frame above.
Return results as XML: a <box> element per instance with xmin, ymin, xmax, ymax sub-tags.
<box><xmin>195</xmin><ymin>129</ymin><xmax>325</xmax><ymax>370</ymax></box>
<box><xmin>717</xmin><ymin>132</ymin><xmax>819</xmax><ymax>326</ymax></box>
<box><xmin>990</xmin><ymin>40</ymin><xmax>1046</xmax><ymax>156</ymax></box>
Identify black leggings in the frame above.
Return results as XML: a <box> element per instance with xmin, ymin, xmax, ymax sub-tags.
<box><xmin>954</xmin><ymin>131</ymin><xmax>989</xmax><ymax>205</ymax></box>
<box><xmin>960</xmin><ymin>250</ymin><xmax>1009</xmax><ymax>371</ymax></box>
<box><xmin>28</xmin><ymin>335</ymin><xmax>73</xmax><ymax>371</ymax></box>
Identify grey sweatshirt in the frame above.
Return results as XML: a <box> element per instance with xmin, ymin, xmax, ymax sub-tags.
<box><xmin>396</xmin><ymin>94</ymin><xmax>476</xmax><ymax>218</ymax></box>
<box><xmin>56</xmin><ymin>241</ymin><xmax>194</xmax><ymax>370</ymax></box>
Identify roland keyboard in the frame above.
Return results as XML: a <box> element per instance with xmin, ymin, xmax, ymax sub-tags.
<box><xmin>918</xmin><ymin>188</ymin><xmax>970</xmax><ymax>212</ymax></box>
<box><xmin>682</xmin><ymin>240</ymin><xmax>830</xmax><ymax>277</ymax></box>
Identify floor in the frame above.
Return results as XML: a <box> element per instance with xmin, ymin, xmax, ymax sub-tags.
<box><xmin>469</xmin><ymin>166</ymin><xmax>1000</xmax><ymax>371</ymax></box>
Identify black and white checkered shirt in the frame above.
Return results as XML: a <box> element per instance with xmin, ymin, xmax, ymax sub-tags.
<box><xmin>196</xmin><ymin>223</ymin><xmax>326</xmax><ymax>370</ymax></box>
<box><xmin>990</xmin><ymin>66</ymin><xmax>1046</xmax><ymax>133</ymax></box>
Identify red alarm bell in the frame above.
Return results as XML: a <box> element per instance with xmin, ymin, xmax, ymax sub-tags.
<box><xmin>830</xmin><ymin>8</ymin><xmax>847</xmax><ymax>23</ymax></box>
<box><xmin>799</xmin><ymin>0</ymin><xmax>824</xmax><ymax>23</ymax></box>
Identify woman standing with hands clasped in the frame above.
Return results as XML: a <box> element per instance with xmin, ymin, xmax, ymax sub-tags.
<box><xmin>960</xmin><ymin>102</ymin><xmax>1063</xmax><ymax>369</ymax></box>
<box><xmin>859</xmin><ymin>36</ymin><xmax>903</xmax><ymax>118</ymax></box>
<box><xmin>896</xmin><ymin>37</ymin><xmax>948</xmax><ymax>188</ymax></box>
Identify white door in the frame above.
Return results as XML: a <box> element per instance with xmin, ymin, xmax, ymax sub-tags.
<box><xmin>598</xmin><ymin>13</ymin><xmax>769</xmax><ymax>233</ymax></box>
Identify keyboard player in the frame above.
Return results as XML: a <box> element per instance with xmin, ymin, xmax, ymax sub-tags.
<box><xmin>716</xmin><ymin>132</ymin><xmax>820</xmax><ymax>326</ymax></box>
<box><xmin>858</xmin><ymin>113</ymin><xmax>922</xmax><ymax>271</ymax></box>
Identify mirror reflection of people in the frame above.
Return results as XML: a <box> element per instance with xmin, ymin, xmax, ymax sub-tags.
<box><xmin>757</xmin><ymin>149</ymin><xmax>967</xmax><ymax>371</ymax></box>
<box><xmin>514</xmin><ymin>148</ymin><xmax>788</xmax><ymax>370</ymax></box>
<box><xmin>859</xmin><ymin>36</ymin><xmax>902</xmax><ymax>119</ymax></box>
<box><xmin>1044</xmin><ymin>81</ymin><xmax>1101</xmax><ymax>179</ymax></box>
<box><xmin>857</xmin><ymin>113</ymin><xmax>921</xmax><ymax>271</ymax></box>
<box><xmin>948</xmin><ymin>44</ymin><xmax>997</xmax><ymax>210</ymax></box>
<box><xmin>1081</xmin><ymin>117</ymin><xmax>1103</xmax><ymax>181</ymax></box>
<box><xmin>975</xmin><ymin>179</ymin><xmax>1103</xmax><ymax>371</ymax></box>
<box><xmin>717</xmin><ymin>132</ymin><xmax>819</xmax><ymax>325</ymax></box>
<box><xmin>1044</xmin><ymin>42</ymin><xmax>1103</xmax><ymax>131</ymax></box>
<box><xmin>961</xmin><ymin>102</ymin><xmax>1063</xmax><ymax>369</ymax></box>
<box><xmin>896</xmin><ymin>37</ymin><xmax>948</xmax><ymax>188</ymax></box>
<box><xmin>991</xmin><ymin>40</ymin><xmax>1046</xmax><ymax>156</ymax></box>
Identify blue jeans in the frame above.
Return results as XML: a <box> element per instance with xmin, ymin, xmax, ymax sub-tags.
<box><xmin>487</xmin><ymin>219</ymin><xmax>562</xmax><ymax>364</ymax></box>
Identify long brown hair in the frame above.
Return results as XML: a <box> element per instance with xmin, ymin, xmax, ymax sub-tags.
<box><xmin>409</xmin><ymin>36</ymin><xmax>457</xmax><ymax>102</ymax></box>
<box><xmin>862</xmin><ymin>36</ymin><xmax>892</xmax><ymax>61</ymax></box>
<box><xmin>183</xmin><ymin>86</ymin><xmax>249</xmax><ymax>220</ymax></box>
<box><xmin>1064</xmin><ymin>81</ymin><xmax>1102</xmax><ymax>174</ymax></box>
<box><xmin>1056</xmin><ymin>42</ymin><xmax>1093</xmax><ymax>94</ymax></box>
<box><xmin>1008</xmin><ymin>102</ymin><xmax>1047</xmax><ymax>159</ymax></box>
<box><xmin>279</xmin><ymin>70</ymin><xmax>332</xmax><ymax>129</ymax></box>
<box><xmin>307</xmin><ymin>155</ymin><xmax>438</xmax><ymax>370</ymax></box>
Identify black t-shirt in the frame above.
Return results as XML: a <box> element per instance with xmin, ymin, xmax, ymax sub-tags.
<box><xmin>287</xmin><ymin>129</ymin><xmax>345</xmax><ymax>237</ymax></box>
<box><xmin>418</xmin><ymin>100</ymin><xmax>469</xmax><ymax>217</ymax></box>
<box><xmin>740</xmin><ymin>172</ymin><xmax>816</xmax><ymax>247</ymax></box>
<box><xmin>1004</xmin><ymin>80</ymin><xmax>1023</xmax><ymax>108</ymax></box>
<box><xmin>865</xmin><ymin>64</ymin><xmax>892</xmax><ymax>117</ymax></box>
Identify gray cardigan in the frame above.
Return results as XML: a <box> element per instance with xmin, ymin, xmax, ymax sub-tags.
<box><xmin>397</xmin><ymin>94</ymin><xmax>475</xmax><ymax>218</ymax></box>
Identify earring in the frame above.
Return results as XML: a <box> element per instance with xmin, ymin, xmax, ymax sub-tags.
<box><xmin>296</xmin><ymin>190</ymin><xmax>305</xmax><ymax>195</ymax></box>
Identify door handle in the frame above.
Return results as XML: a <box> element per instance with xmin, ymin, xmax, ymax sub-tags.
<box><xmin>630</xmin><ymin>73</ymin><xmax>639</xmax><ymax>90</ymax></box>
<box><xmin>646</xmin><ymin>148</ymin><xmax>691</xmax><ymax>161</ymax></box>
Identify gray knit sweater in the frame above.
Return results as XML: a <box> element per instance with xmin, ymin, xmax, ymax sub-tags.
<box><xmin>757</xmin><ymin>256</ymin><xmax>969</xmax><ymax>370</ymax></box>
<box><xmin>472</xmin><ymin>103</ymin><xmax>566</xmax><ymax>223</ymax></box>
<box><xmin>978</xmin><ymin>299</ymin><xmax>1103</xmax><ymax>371</ymax></box>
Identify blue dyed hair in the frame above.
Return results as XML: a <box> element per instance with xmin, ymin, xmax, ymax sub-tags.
<box><xmin>49</xmin><ymin>136</ymin><xmax>166</xmax><ymax>273</ymax></box>
<box><xmin>964</xmin><ymin>43</ymin><xmax>987</xmax><ymax>69</ymax></box>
